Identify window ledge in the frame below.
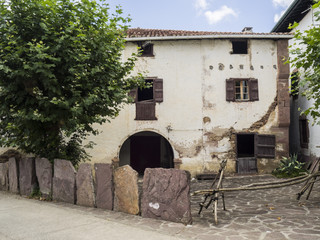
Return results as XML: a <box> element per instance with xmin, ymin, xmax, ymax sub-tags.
<box><xmin>134</xmin><ymin>118</ymin><xmax>158</xmax><ymax>121</ymax></box>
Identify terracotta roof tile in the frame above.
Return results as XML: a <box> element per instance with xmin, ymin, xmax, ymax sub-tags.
<box><xmin>126</xmin><ymin>28</ymin><xmax>292</xmax><ymax>38</ymax></box>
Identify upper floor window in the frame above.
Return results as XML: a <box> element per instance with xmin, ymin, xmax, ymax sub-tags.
<box><xmin>137</xmin><ymin>41</ymin><xmax>154</xmax><ymax>57</ymax></box>
<box><xmin>235</xmin><ymin>80</ymin><xmax>249</xmax><ymax>100</ymax></box>
<box><xmin>226</xmin><ymin>78</ymin><xmax>259</xmax><ymax>102</ymax></box>
<box><xmin>231</xmin><ymin>40</ymin><xmax>248</xmax><ymax>54</ymax></box>
<box><xmin>138</xmin><ymin>79</ymin><xmax>154</xmax><ymax>102</ymax></box>
<box><xmin>129</xmin><ymin>78</ymin><xmax>163</xmax><ymax>120</ymax></box>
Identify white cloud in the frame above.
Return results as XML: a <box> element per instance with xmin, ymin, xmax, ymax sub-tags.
<box><xmin>272</xmin><ymin>0</ymin><xmax>294</xmax><ymax>8</ymax></box>
<box><xmin>195</xmin><ymin>0</ymin><xmax>209</xmax><ymax>11</ymax></box>
<box><xmin>204</xmin><ymin>5</ymin><xmax>237</xmax><ymax>25</ymax></box>
<box><xmin>274</xmin><ymin>10</ymin><xmax>285</xmax><ymax>22</ymax></box>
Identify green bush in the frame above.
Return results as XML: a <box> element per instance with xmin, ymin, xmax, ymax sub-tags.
<box><xmin>272</xmin><ymin>154</ymin><xmax>306</xmax><ymax>178</ymax></box>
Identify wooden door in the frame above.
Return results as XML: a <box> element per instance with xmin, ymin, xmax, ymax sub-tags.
<box><xmin>237</xmin><ymin>157</ymin><xmax>257</xmax><ymax>174</ymax></box>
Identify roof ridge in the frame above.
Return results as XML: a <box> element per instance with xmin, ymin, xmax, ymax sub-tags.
<box><xmin>126</xmin><ymin>28</ymin><xmax>293</xmax><ymax>38</ymax></box>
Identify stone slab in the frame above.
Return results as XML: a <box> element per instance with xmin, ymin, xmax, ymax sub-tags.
<box><xmin>52</xmin><ymin>178</ymin><xmax>76</xmax><ymax>204</ymax></box>
<box><xmin>0</xmin><ymin>162</ymin><xmax>9</xmax><ymax>191</ymax></box>
<box><xmin>19</xmin><ymin>157</ymin><xmax>37</xmax><ymax>196</ymax></box>
<box><xmin>8</xmin><ymin>157</ymin><xmax>19</xmax><ymax>194</ymax></box>
<box><xmin>35</xmin><ymin>158</ymin><xmax>52</xmax><ymax>198</ymax></box>
<box><xmin>94</xmin><ymin>163</ymin><xmax>113</xmax><ymax>210</ymax></box>
<box><xmin>141</xmin><ymin>168</ymin><xmax>192</xmax><ymax>225</ymax></box>
<box><xmin>53</xmin><ymin>159</ymin><xmax>76</xmax><ymax>181</ymax></box>
<box><xmin>114</xmin><ymin>165</ymin><xmax>139</xmax><ymax>215</ymax></box>
<box><xmin>76</xmin><ymin>163</ymin><xmax>95</xmax><ymax>207</ymax></box>
<box><xmin>52</xmin><ymin>159</ymin><xmax>76</xmax><ymax>204</ymax></box>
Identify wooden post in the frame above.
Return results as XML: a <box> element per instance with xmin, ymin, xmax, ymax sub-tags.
<box><xmin>214</xmin><ymin>167</ymin><xmax>224</xmax><ymax>224</ymax></box>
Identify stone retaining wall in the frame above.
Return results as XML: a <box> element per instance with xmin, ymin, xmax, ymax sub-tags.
<box><xmin>0</xmin><ymin>157</ymin><xmax>192</xmax><ymax>225</ymax></box>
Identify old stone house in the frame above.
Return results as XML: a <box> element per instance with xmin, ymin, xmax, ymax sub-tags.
<box><xmin>272</xmin><ymin>0</ymin><xmax>319</xmax><ymax>164</ymax></box>
<box><xmin>85</xmin><ymin>28</ymin><xmax>292</xmax><ymax>177</ymax></box>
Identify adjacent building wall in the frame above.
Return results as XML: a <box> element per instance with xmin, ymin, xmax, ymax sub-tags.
<box><xmin>289</xmin><ymin>8</ymin><xmax>320</xmax><ymax>163</ymax></box>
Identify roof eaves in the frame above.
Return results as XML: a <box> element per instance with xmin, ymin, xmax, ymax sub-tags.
<box><xmin>271</xmin><ymin>0</ymin><xmax>312</xmax><ymax>32</ymax></box>
<box><xmin>125</xmin><ymin>34</ymin><xmax>293</xmax><ymax>41</ymax></box>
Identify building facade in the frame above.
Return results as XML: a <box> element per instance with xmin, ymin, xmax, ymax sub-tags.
<box><xmin>85</xmin><ymin>28</ymin><xmax>292</xmax><ymax>176</ymax></box>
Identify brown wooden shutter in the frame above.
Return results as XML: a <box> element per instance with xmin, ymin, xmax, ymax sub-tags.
<box><xmin>226</xmin><ymin>79</ymin><xmax>235</xmax><ymax>101</ymax></box>
<box><xmin>135</xmin><ymin>101</ymin><xmax>157</xmax><ymax>120</ymax></box>
<box><xmin>128</xmin><ymin>88</ymin><xmax>137</xmax><ymax>102</ymax></box>
<box><xmin>255</xmin><ymin>134</ymin><xmax>275</xmax><ymax>158</ymax></box>
<box><xmin>249</xmin><ymin>78</ymin><xmax>259</xmax><ymax>101</ymax></box>
<box><xmin>153</xmin><ymin>78</ymin><xmax>163</xmax><ymax>102</ymax></box>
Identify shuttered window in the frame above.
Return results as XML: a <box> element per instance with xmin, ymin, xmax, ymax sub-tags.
<box><xmin>130</xmin><ymin>78</ymin><xmax>163</xmax><ymax>120</ymax></box>
<box><xmin>236</xmin><ymin>133</ymin><xmax>276</xmax><ymax>173</ymax></box>
<box><xmin>255</xmin><ymin>134</ymin><xmax>276</xmax><ymax>158</ymax></box>
<box><xmin>299</xmin><ymin>116</ymin><xmax>309</xmax><ymax>149</ymax></box>
<box><xmin>226</xmin><ymin>78</ymin><xmax>259</xmax><ymax>102</ymax></box>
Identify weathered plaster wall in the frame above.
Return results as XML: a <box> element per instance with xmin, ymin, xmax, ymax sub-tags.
<box><xmin>85</xmin><ymin>38</ymin><xmax>289</xmax><ymax>176</ymax></box>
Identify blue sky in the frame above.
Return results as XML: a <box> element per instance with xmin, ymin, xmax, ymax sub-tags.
<box><xmin>108</xmin><ymin>0</ymin><xmax>294</xmax><ymax>32</ymax></box>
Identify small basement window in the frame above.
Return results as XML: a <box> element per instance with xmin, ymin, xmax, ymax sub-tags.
<box><xmin>231</xmin><ymin>40</ymin><xmax>248</xmax><ymax>54</ymax></box>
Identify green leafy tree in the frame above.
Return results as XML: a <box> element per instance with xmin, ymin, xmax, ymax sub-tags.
<box><xmin>289</xmin><ymin>1</ymin><xmax>320</xmax><ymax>124</ymax></box>
<box><xmin>0</xmin><ymin>0</ymin><xmax>142</xmax><ymax>165</ymax></box>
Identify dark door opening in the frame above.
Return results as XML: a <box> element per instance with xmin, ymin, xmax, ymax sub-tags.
<box><xmin>130</xmin><ymin>136</ymin><xmax>160</xmax><ymax>175</ymax></box>
<box><xmin>236</xmin><ymin>133</ymin><xmax>257</xmax><ymax>174</ymax></box>
<box><xmin>237</xmin><ymin>134</ymin><xmax>254</xmax><ymax>158</ymax></box>
<box><xmin>119</xmin><ymin>131</ymin><xmax>174</xmax><ymax>175</ymax></box>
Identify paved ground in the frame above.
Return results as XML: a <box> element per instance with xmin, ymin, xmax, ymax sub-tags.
<box><xmin>0</xmin><ymin>174</ymin><xmax>320</xmax><ymax>240</ymax></box>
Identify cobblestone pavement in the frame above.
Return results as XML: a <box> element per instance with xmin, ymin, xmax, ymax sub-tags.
<box><xmin>188</xmin><ymin>175</ymin><xmax>320</xmax><ymax>240</ymax></box>
<box><xmin>1</xmin><ymin>174</ymin><xmax>320</xmax><ymax>240</ymax></box>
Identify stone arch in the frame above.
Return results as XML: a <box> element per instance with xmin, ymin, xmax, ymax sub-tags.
<box><xmin>118</xmin><ymin>131</ymin><xmax>175</xmax><ymax>175</ymax></box>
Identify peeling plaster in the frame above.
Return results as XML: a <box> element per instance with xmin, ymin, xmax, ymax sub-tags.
<box><xmin>173</xmin><ymin>139</ymin><xmax>203</xmax><ymax>158</ymax></box>
<box><xmin>247</xmin><ymin>97</ymin><xmax>277</xmax><ymax>131</ymax></box>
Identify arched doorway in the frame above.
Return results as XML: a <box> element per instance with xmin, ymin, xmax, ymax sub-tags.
<box><xmin>119</xmin><ymin>131</ymin><xmax>174</xmax><ymax>175</ymax></box>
